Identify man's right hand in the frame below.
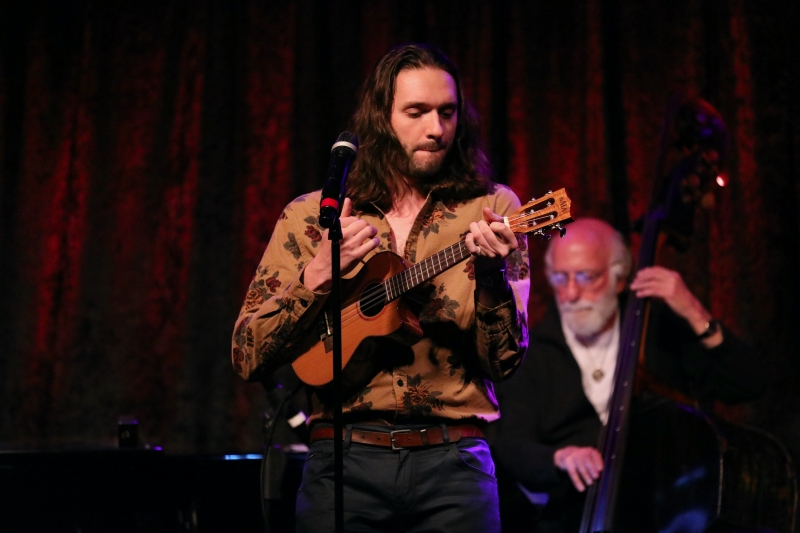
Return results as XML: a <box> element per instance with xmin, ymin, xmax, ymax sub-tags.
<box><xmin>553</xmin><ymin>445</ymin><xmax>604</xmax><ymax>492</ymax></box>
<box><xmin>303</xmin><ymin>197</ymin><xmax>381</xmax><ymax>292</ymax></box>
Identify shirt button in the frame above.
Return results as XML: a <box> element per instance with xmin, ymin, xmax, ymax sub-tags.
<box><xmin>397</xmin><ymin>379</ymin><xmax>404</xmax><ymax>387</ymax></box>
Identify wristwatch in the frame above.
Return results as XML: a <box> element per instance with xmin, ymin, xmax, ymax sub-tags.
<box><xmin>697</xmin><ymin>318</ymin><xmax>721</xmax><ymax>340</ymax></box>
<box><xmin>475</xmin><ymin>269</ymin><xmax>508</xmax><ymax>289</ymax></box>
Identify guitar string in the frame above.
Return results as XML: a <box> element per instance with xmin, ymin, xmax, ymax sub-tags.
<box><xmin>329</xmin><ymin>209</ymin><xmax>559</xmax><ymax>327</ymax></box>
<box><xmin>333</xmin><ymin>241</ymin><xmax>468</xmax><ymax>327</ymax></box>
<box><xmin>329</xmin><ymin>208</ymin><xmax>540</xmax><ymax>323</ymax></box>
<box><xmin>332</xmin><ymin>209</ymin><xmax>555</xmax><ymax>322</ymax></box>
<box><xmin>326</xmin><ymin>210</ymin><xmax>559</xmax><ymax>330</ymax></box>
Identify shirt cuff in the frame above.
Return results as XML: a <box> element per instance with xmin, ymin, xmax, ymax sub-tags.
<box><xmin>287</xmin><ymin>276</ymin><xmax>329</xmax><ymax>317</ymax></box>
<box><xmin>476</xmin><ymin>299</ymin><xmax>515</xmax><ymax>335</ymax></box>
<box><xmin>257</xmin><ymin>272</ymin><xmax>328</xmax><ymax>321</ymax></box>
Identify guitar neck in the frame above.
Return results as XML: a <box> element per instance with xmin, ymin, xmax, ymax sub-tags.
<box><xmin>379</xmin><ymin>187</ymin><xmax>574</xmax><ymax>303</ymax></box>
<box><xmin>383</xmin><ymin>240</ymin><xmax>471</xmax><ymax>301</ymax></box>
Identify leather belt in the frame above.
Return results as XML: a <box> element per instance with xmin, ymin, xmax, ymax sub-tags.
<box><xmin>309</xmin><ymin>424</ymin><xmax>485</xmax><ymax>450</ymax></box>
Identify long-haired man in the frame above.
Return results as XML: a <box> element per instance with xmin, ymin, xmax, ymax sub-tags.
<box><xmin>232</xmin><ymin>43</ymin><xmax>530</xmax><ymax>532</ymax></box>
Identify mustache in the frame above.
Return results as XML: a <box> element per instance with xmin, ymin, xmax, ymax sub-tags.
<box><xmin>559</xmin><ymin>301</ymin><xmax>596</xmax><ymax>313</ymax></box>
<box><xmin>414</xmin><ymin>141</ymin><xmax>445</xmax><ymax>152</ymax></box>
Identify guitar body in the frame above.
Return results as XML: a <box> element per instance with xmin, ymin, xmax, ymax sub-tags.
<box><xmin>616</xmin><ymin>399</ymin><xmax>797</xmax><ymax>533</ymax></box>
<box><xmin>291</xmin><ymin>251</ymin><xmax>423</xmax><ymax>387</ymax></box>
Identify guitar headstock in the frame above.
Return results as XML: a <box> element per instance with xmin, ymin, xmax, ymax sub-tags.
<box><xmin>506</xmin><ymin>188</ymin><xmax>573</xmax><ymax>240</ymax></box>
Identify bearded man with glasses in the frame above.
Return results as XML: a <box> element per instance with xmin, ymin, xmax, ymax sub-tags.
<box><xmin>488</xmin><ymin>217</ymin><xmax>764</xmax><ymax>533</ymax></box>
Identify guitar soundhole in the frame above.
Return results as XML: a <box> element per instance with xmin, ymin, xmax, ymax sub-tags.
<box><xmin>359</xmin><ymin>283</ymin><xmax>387</xmax><ymax>318</ymax></box>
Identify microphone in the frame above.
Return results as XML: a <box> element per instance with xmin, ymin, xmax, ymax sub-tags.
<box><xmin>319</xmin><ymin>131</ymin><xmax>358</xmax><ymax>229</ymax></box>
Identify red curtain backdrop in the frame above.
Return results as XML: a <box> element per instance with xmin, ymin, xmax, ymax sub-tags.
<box><xmin>0</xmin><ymin>0</ymin><xmax>797</xmax><ymax>456</ymax></box>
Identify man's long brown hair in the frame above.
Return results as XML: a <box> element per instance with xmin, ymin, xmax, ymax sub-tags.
<box><xmin>346</xmin><ymin>43</ymin><xmax>493</xmax><ymax>212</ymax></box>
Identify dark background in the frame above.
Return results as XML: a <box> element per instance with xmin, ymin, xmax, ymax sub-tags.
<box><xmin>0</xmin><ymin>0</ymin><xmax>797</xmax><ymax>467</ymax></box>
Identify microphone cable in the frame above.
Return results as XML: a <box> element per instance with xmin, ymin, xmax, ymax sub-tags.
<box><xmin>259</xmin><ymin>382</ymin><xmax>304</xmax><ymax>533</ymax></box>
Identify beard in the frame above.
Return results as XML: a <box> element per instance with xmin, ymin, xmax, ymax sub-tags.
<box><xmin>558</xmin><ymin>284</ymin><xmax>619</xmax><ymax>339</ymax></box>
<box><xmin>403</xmin><ymin>141</ymin><xmax>450</xmax><ymax>178</ymax></box>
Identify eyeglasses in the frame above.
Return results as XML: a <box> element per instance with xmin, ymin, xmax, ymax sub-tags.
<box><xmin>547</xmin><ymin>269</ymin><xmax>606</xmax><ymax>288</ymax></box>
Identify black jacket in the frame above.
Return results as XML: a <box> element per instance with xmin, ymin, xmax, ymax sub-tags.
<box><xmin>489</xmin><ymin>295</ymin><xmax>764</xmax><ymax>491</ymax></box>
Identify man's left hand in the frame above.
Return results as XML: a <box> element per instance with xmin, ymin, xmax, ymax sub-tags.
<box><xmin>465</xmin><ymin>207</ymin><xmax>518</xmax><ymax>272</ymax></box>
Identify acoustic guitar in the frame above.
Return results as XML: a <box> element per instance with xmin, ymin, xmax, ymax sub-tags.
<box><xmin>291</xmin><ymin>188</ymin><xmax>573</xmax><ymax>387</ymax></box>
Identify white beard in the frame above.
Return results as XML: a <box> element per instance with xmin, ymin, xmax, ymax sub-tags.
<box><xmin>558</xmin><ymin>286</ymin><xmax>619</xmax><ymax>339</ymax></box>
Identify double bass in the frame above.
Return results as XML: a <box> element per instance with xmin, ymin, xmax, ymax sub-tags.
<box><xmin>579</xmin><ymin>96</ymin><xmax>797</xmax><ymax>533</ymax></box>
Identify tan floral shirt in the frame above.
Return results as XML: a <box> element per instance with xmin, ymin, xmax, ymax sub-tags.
<box><xmin>232</xmin><ymin>184</ymin><xmax>530</xmax><ymax>425</ymax></box>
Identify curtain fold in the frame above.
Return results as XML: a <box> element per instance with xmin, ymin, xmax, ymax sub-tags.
<box><xmin>0</xmin><ymin>0</ymin><xmax>797</xmax><ymax>456</ymax></box>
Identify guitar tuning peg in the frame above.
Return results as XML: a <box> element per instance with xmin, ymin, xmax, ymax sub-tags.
<box><xmin>547</xmin><ymin>190</ymin><xmax>553</xmax><ymax>194</ymax></box>
<box><xmin>529</xmin><ymin>197</ymin><xmax>536</xmax><ymax>202</ymax></box>
<box><xmin>541</xmin><ymin>232</ymin><xmax>553</xmax><ymax>242</ymax></box>
<box><xmin>560</xmin><ymin>227</ymin><xmax>567</xmax><ymax>238</ymax></box>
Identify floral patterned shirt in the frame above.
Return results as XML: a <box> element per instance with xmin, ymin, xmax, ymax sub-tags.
<box><xmin>232</xmin><ymin>184</ymin><xmax>530</xmax><ymax>425</ymax></box>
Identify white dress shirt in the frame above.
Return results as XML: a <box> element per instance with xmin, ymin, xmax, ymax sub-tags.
<box><xmin>561</xmin><ymin>313</ymin><xmax>620</xmax><ymax>425</ymax></box>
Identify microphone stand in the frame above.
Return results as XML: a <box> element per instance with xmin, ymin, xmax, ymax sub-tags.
<box><xmin>327</xmin><ymin>217</ymin><xmax>344</xmax><ymax>533</ymax></box>
<box><xmin>318</xmin><ymin>130</ymin><xmax>356</xmax><ymax>533</ymax></box>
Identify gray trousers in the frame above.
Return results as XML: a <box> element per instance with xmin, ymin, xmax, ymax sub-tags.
<box><xmin>295</xmin><ymin>424</ymin><xmax>501</xmax><ymax>532</ymax></box>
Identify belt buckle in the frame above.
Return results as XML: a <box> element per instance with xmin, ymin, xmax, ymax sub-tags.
<box><xmin>390</xmin><ymin>429</ymin><xmax>411</xmax><ymax>450</ymax></box>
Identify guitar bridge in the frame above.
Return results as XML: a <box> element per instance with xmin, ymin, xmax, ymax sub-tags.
<box><xmin>317</xmin><ymin>311</ymin><xmax>333</xmax><ymax>353</ymax></box>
